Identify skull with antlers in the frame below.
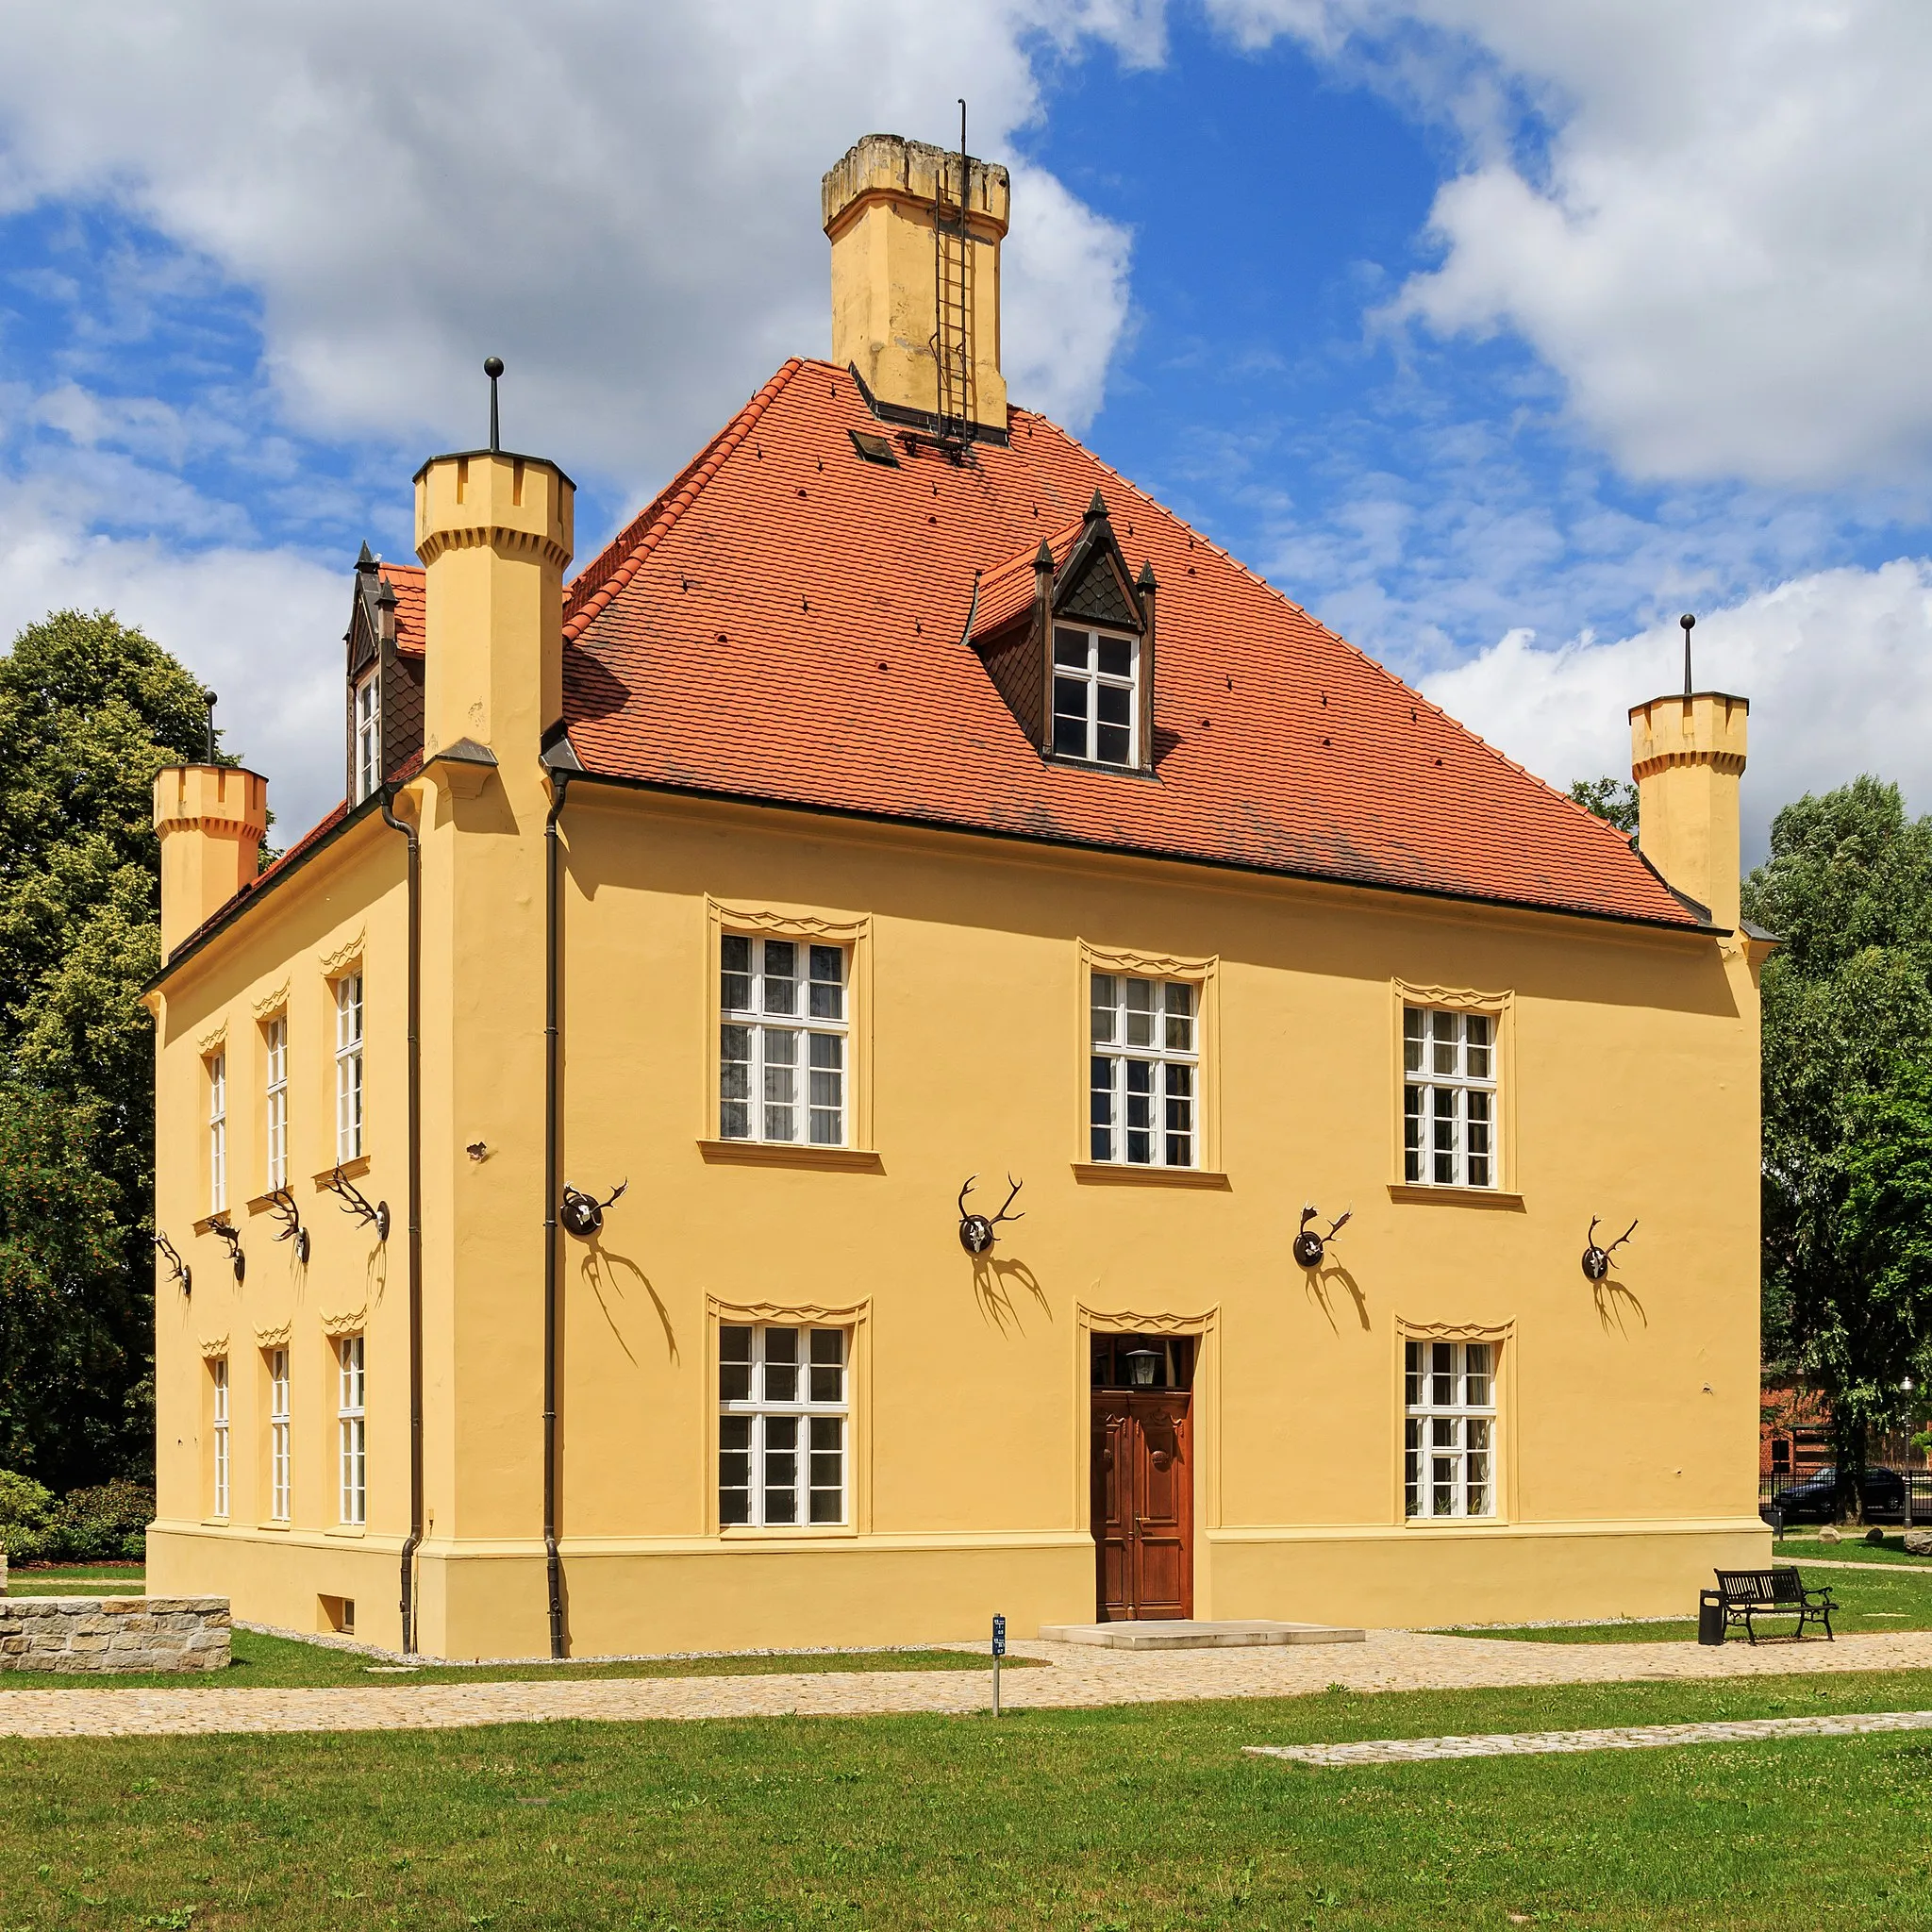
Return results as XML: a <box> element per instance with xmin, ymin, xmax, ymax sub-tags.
<box><xmin>1292</xmin><ymin>1204</ymin><xmax>1352</xmax><ymax>1270</ymax></box>
<box><xmin>1581</xmin><ymin>1216</ymin><xmax>1637</xmax><ymax>1282</ymax></box>
<box><xmin>560</xmin><ymin>1179</ymin><xmax>627</xmax><ymax>1240</ymax></box>
<box><xmin>958</xmin><ymin>1174</ymin><xmax>1024</xmax><ymax>1255</ymax></box>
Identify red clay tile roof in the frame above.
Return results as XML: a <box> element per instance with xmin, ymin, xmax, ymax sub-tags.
<box><xmin>970</xmin><ymin>518</ymin><xmax>1081</xmax><ymax>639</ymax></box>
<box><xmin>379</xmin><ymin>563</ymin><xmax>425</xmax><ymax>658</ymax></box>
<box><xmin>559</xmin><ymin>358</ymin><xmax>1694</xmax><ymax>929</ymax></box>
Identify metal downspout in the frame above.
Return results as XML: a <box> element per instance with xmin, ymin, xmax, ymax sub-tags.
<box><xmin>380</xmin><ymin>789</ymin><xmax>425</xmax><ymax>1654</ymax></box>
<box><xmin>543</xmin><ymin>769</ymin><xmax>572</xmax><ymax>1658</ymax></box>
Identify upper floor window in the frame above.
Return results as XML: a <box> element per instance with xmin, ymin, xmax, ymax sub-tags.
<box><xmin>1091</xmin><ymin>974</ymin><xmax>1196</xmax><ymax>1167</ymax></box>
<box><xmin>354</xmin><ymin>671</ymin><xmax>381</xmax><ymax>803</ymax></box>
<box><xmin>1052</xmin><ymin>626</ymin><xmax>1139</xmax><ymax>767</ymax></box>
<box><xmin>1405</xmin><ymin>1340</ymin><xmax>1497</xmax><ymax>1520</ymax></box>
<box><xmin>719</xmin><ymin>937</ymin><xmax>847</xmax><ymax>1146</ymax></box>
<box><xmin>207</xmin><ymin>1050</ymin><xmax>228</xmax><ymax>1214</ymax></box>
<box><xmin>263</xmin><ymin>1015</ymin><xmax>289</xmax><ymax>1192</ymax></box>
<box><xmin>334</xmin><ymin>973</ymin><xmax>364</xmax><ymax>1163</ymax></box>
<box><xmin>1403</xmin><ymin>1007</ymin><xmax>1495</xmax><ymax>1190</ymax></box>
<box><xmin>718</xmin><ymin>1324</ymin><xmax>848</xmax><ymax>1527</ymax></box>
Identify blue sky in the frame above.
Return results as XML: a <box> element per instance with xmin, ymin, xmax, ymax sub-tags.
<box><xmin>2</xmin><ymin>1</ymin><xmax>1929</xmax><ymax>851</ymax></box>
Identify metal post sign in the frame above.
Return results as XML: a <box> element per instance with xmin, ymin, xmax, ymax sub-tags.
<box><xmin>991</xmin><ymin>1614</ymin><xmax>1007</xmax><ymax>1657</ymax></box>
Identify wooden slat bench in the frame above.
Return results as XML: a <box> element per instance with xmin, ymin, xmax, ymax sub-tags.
<box><xmin>1713</xmin><ymin>1566</ymin><xmax>1835</xmax><ymax>1643</ymax></box>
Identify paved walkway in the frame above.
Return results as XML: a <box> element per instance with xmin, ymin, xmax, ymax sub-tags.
<box><xmin>1248</xmin><ymin>1706</ymin><xmax>1932</xmax><ymax>1767</ymax></box>
<box><xmin>4</xmin><ymin>1628</ymin><xmax>1932</xmax><ymax>1740</ymax></box>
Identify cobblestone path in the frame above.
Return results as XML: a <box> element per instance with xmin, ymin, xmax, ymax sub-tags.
<box><xmin>1248</xmin><ymin>1706</ymin><xmax>1932</xmax><ymax>1766</ymax></box>
<box><xmin>3</xmin><ymin>1628</ymin><xmax>1931</xmax><ymax>1740</ymax></box>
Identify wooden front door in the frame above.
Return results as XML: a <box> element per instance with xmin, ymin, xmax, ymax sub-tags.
<box><xmin>1092</xmin><ymin>1391</ymin><xmax>1193</xmax><ymax>1620</ymax></box>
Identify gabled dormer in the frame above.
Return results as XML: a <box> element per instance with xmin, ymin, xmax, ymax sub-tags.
<box><xmin>343</xmin><ymin>544</ymin><xmax>426</xmax><ymax>805</ymax></box>
<box><xmin>969</xmin><ymin>491</ymin><xmax>1158</xmax><ymax>774</ymax></box>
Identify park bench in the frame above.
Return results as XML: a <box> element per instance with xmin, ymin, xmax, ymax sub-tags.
<box><xmin>1711</xmin><ymin>1566</ymin><xmax>1835</xmax><ymax>1643</ymax></box>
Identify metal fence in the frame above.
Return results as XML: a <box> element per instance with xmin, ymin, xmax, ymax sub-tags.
<box><xmin>1758</xmin><ymin>1467</ymin><xmax>1932</xmax><ymax>1524</ymax></box>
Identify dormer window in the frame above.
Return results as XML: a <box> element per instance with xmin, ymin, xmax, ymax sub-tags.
<box><xmin>1052</xmin><ymin>627</ymin><xmax>1140</xmax><ymax>767</ymax></box>
<box><xmin>354</xmin><ymin>669</ymin><xmax>381</xmax><ymax>803</ymax></box>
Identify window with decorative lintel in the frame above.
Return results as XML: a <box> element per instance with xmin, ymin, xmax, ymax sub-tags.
<box><xmin>1391</xmin><ymin>981</ymin><xmax>1514</xmax><ymax>1198</ymax></box>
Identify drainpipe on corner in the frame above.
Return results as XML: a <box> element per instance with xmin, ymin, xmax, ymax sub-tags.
<box><xmin>380</xmin><ymin>787</ymin><xmax>425</xmax><ymax>1655</ymax></box>
<box><xmin>541</xmin><ymin>746</ymin><xmax>576</xmax><ymax>1659</ymax></box>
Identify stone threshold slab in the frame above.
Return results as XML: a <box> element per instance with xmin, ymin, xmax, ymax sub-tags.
<box><xmin>1248</xmin><ymin>1707</ymin><xmax>1932</xmax><ymax>1767</ymax></box>
<box><xmin>1039</xmin><ymin>1619</ymin><xmax>1365</xmax><ymax>1649</ymax></box>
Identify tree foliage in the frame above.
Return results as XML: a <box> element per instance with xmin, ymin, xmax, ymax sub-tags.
<box><xmin>1568</xmin><ymin>775</ymin><xmax>1640</xmax><ymax>835</ymax></box>
<box><xmin>0</xmin><ymin>610</ymin><xmax>217</xmax><ymax>1486</ymax></box>
<box><xmin>1744</xmin><ymin>776</ymin><xmax>1932</xmax><ymax>1514</ymax></box>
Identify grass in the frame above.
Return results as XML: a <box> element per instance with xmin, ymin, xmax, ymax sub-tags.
<box><xmin>1443</xmin><ymin>1563</ymin><xmax>1932</xmax><ymax>1643</ymax></box>
<box><xmin>6</xmin><ymin>1564</ymin><xmax>149</xmax><ymax>1597</ymax></box>
<box><xmin>1774</xmin><ymin>1530</ymin><xmax>1932</xmax><ymax>1567</ymax></box>
<box><xmin>0</xmin><ymin>1624</ymin><xmax>1037</xmax><ymax>1691</ymax></box>
<box><xmin>5</xmin><ymin>1668</ymin><xmax>1932</xmax><ymax>1928</ymax></box>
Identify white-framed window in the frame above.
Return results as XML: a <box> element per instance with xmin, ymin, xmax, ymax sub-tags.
<box><xmin>210</xmin><ymin>1357</ymin><xmax>230</xmax><ymax>1519</ymax></box>
<box><xmin>1405</xmin><ymin>1340</ymin><xmax>1497</xmax><ymax>1520</ymax></box>
<box><xmin>718</xmin><ymin>1324</ymin><xmax>848</xmax><ymax>1527</ymax></box>
<box><xmin>268</xmin><ymin>1347</ymin><xmax>291</xmax><ymax>1523</ymax></box>
<box><xmin>1090</xmin><ymin>973</ymin><xmax>1196</xmax><ymax>1167</ymax></box>
<box><xmin>207</xmin><ymin>1050</ymin><xmax>227</xmax><ymax>1214</ymax></box>
<box><xmin>264</xmin><ymin>1015</ymin><xmax>289</xmax><ymax>1192</ymax></box>
<box><xmin>354</xmin><ymin>670</ymin><xmax>381</xmax><ymax>804</ymax></box>
<box><xmin>334</xmin><ymin>973</ymin><xmax>364</xmax><ymax>1163</ymax></box>
<box><xmin>719</xmin><ymin>937</ymin><xmax>847</xmax><ymax>1146</ymax></box>
<box><xmin>1403</xmin><ymin>1007</ymin><xmax>1496</xmax><ymax>1189</ymax></box>
<box><xmin>1051</xmin><ymin>625</ymin><xmax>1140</xmax><ymax>767</ymax></box>
<box><xmin>337</xmin><ymin>1334</ymin><xmax>366</xmax><ymax>1526</ymax></box>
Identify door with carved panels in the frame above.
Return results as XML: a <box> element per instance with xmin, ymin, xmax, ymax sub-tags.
<box><xmin>1091</xmin><ymin>1391</ymin><xmax>1193</xmax><ymax>1620</ymax></box>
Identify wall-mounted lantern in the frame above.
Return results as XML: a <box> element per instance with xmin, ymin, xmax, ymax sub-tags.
<box><xmin>1124</xmin><ymin>1347</ymin><xmax>1161</xmax><ymax>1388</ymax></box>
<box><xmin>210</xmin><ymin>1218</ymin><xmax>245</xmax><ymax>1284</ymax></box>
<box><xmin>560</xmin><ymin>1179</ymin><xmax>627</xmax><ymax>1240</ymax></box>
<box><xmin>1581</xmin><ymin>1216</ymin><xmax>1637</xmax><ymax>1282</ymax></box>
<box><xmin>958</xmin><ymin>1174</ymin><xmax>1024</xmax><ymax>1255</ymax></box>
<box><xmin>268</xmin><ymin>1187</ymin><xmax>310</xmax><ymax>1265</ymax></box>
<box><xmin>155</xmin><ymin>1231</ymin><xmax>192</xmax><ymax>1297</ymax></box>
<box><xmin>325</xmin><ymin>1163</ymin><xmax>390</xmax><ymax>1242</ymax></box>
<box><xmin>1293</xmin><ymin>1204</ymin><xmax>1352</xmax><ymax>1270</ymax></box>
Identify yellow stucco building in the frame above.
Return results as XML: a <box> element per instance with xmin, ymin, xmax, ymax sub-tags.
<box><xmin>145</xmin><ymin>134</ymin><xmax>1770</xmax><ymax>1658</ymax></box>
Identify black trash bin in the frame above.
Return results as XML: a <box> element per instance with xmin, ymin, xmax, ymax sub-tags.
<box><xmin>1698</xmin><ymin>1589</ymin><xmax>1725</xmax><ymax>1646</ymax></box>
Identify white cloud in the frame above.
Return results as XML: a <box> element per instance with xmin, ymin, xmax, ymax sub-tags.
<box><xmin>1205</xmin><ymin>1</ymin><xmax>1932</xmax><ymax>489</ymax></box>
<box><xmin>1422</xmin><ymin>559</ymin><xmax>1932</xmax><ymax>863</ymax></box>
<box><xmin>0</xmin><ymin>479</ymin><xmax>345</xmax><ymax>839</ymax></box>
<box><xmin>0</xmin><ymin>1</ymin><xmax>1141</xmax><ymax>485</ymax></box>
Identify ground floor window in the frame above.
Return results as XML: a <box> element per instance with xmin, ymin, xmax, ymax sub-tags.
<box><xmin>268</xmin><ymin>1347</ymin><xmax>291</xmax><ymax>1523</ymax></box>
<box><xmin>337</xmin><ymin>1334</ymin><xmax>366</xmax><ymax>1526</ymax></box>
<box><xmin>1404</xmin><ymin>1339</ymin><xmax>1496</xmax><ymax>1519</ymax></box>
<box><xmin>718</xmin><ymin>1324</ymin><xmax>847</xmax><ymax>1526</ymax></box>
<box><xmin>210</xmin><ymin>1357</ymin><xmax>229</xmax><ymax>1519</ymax></box>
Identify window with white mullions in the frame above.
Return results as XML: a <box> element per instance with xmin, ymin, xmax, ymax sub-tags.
<box><xmin>1090</xmin><ymin>973</ymin><xmax>1196</xmax><ymax>1167</ymax></box>
<box><xmin>354</xmin><ymin>671</ymin><xmax>381</xmax><ymax>803</ymax></box>
<box><xmin>335</xmin><ymin>974</ymin><xmax>364</xmax><ymax>1163</ymax></box>
<box><xmin>1403</xmin><ymin>1007</ymin><xmax>1496</xmax><ymax>1188</ymax></box>
<box><xmin>718</xmin><ymin>1324</ymin><xmax>848</xmax><ymax>1527</ymax></box>
<box><xmin>208</xmin><ymin>1050</ymin><xmax>227</xmax><ymax>1214</ymax></box>
<box><xmin>337</xmin><ymin>1334</ymin><xmax>366</xmax><ymax>1526</ymax></box>
<box><xmin>719</xmin><ymin>937</ymin><xmax>847</xmax><ymax>1145</ymax></box>
<box><xmin>264</xmin><ymin>1016</ymin><xmax>288</xmax><ymax>1192</ymax></box>
<box><xmin>210</xmin><ymin>1357</ymin><xmax>230</xmax><ymax>1519</ymax></box>
<box><xmin>1052</xmin><ymin>626</ymin><xmax>1140</xmax><ymax>767</ymax></box>
<box><xmin>1404</xmin><ymin>1340</ymin><xmax>1497</xmax><ymax>1520</ymax></box>
<box><xmin>268</xmin><ymin>1347</ymin><xmax>291</xmax><ymax>1523</ymax></box>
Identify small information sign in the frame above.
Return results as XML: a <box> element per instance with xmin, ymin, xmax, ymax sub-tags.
<box><xmin>992</xmin><ymin>1614</ymin><xmax>1007</xmax><ymax>1657</ymax></box>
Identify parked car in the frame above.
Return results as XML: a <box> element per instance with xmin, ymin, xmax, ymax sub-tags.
<box><xmin>1767</xmin><ymin>1465</ymin><xmax>1909</xmax><ymax>1524</ymax></box>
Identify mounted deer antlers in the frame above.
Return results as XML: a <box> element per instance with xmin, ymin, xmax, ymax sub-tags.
<box><xmin>1293</xmin><ymin>1204</ymin><xmax>1353</xmax><ymax>1270</ymax></box>
<box><xmin>325</xmin><ymin>1163</ymin><xmax>390</xmax><ymax>1242</ymax></box>
<box><xmin>267</xmin><ymin>1187</ymin><xmax>310</xmax><ymax>1264</ymax></box>
<box><xmin>958</xmin><ymin>1174</ymin><xmax>1024</xmax><ymax>1255</ymax></box>
<box><xmin>560</xmin><ymin>1179</ymin><xmax>627</xmax><ymax>1240</ymax></box>
<box><xmin>1581</xmin><ymin>1216</ymin><xmax>1638</xmax><ymax>1282</ymax></box>
<box><xmin>209</xmin><ymin>1217</ymin><xmax>245</xmax><ymax>1284</ymax></box>
<box><xmin>155</xmin><ymin>1231</ymin><xmax>192</xmax><ymax>1297</ymax></box>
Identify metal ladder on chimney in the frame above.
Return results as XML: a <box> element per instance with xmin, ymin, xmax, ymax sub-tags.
<box><xmin>932</xmin><ymin>147</ymin><xmax>975</xmax><ymax>447</ymax></box>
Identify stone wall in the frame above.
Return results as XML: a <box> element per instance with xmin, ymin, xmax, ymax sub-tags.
<box><xmin>0</xmin><ymin>1596</ymin><xmax>229</xmax><ymax>1673</ymax></box>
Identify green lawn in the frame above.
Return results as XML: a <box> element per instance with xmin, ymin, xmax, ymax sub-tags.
<box><xmin>1774</xmin><ymin>1531</ymin><xmax>1932</xmax><ymax>1567</ymax></box>
<box><xmin>0</xmin><ymin>1624</ymin><xmax>1032</xmax><ymax>1691</ymax></box>
<box><xmin>5</xmin><ymin>1670</ymin><xmax>1932</xmax><ymax>1928</ymax></box>
<box><xmin>6</xmin><ymin>1564</ymin><xmax>149</xmax><ymax>1596</ymax></box>
<box><xmin>1444</xmin><ymin>1563</ymin><xmax>1932</xmax><ymax>1642</ymax></box>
